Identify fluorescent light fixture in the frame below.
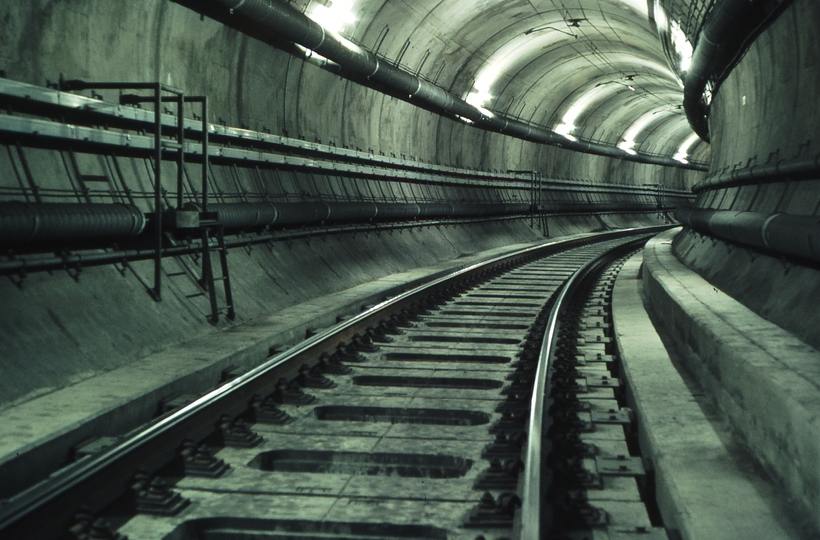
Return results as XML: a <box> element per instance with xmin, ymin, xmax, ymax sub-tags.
<box><xmin>464</xmin><ymin>28</ymin><xmax>575</xmax><ymax>109</ymax></box>
<box><xmin>307</xmin><ymin>0</ymin><xmax>357</xmax><ymax>35</ymax></box>
<box><xmin>554</xmin><ymin>122</ymin><xmax>577</xmax><ymax>141</ymax></box>
<box><xmin>294</xmin><ymin>43</ymin><xmax>332</xmax><ymax>64</ymax></box>
<box><xmin>674</xmin><ymin>132</ymin><xmax>700</xmax><ymax>163</ymax></box>
<box><xmin>670</xmin><ymin>20</ymin><xmax>693</xmax><ymax>73</ymax></box>
<box><xmin>617</xmin><ymin>0</ymin><xmax>649</xmax><ymax>17</ymax></box>
<box><xmin>552</xmin><ymin>83</ymin><xmax>624</xmax><ymax>140</ymax></box>
<box><xmin>620</xmin><ymin>107</ymin><xmax>675</xmax><ymax>152</ymax></box>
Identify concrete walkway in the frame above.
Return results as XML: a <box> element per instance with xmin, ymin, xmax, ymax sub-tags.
<box><xmin>613</xmin><ymin>245</ymin><xmax>808</xmax><ymax>539</ymax></box>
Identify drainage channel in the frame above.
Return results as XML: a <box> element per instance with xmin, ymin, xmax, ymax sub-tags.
<box><xmin>0</xmin><ymin>229</ymin><xmax>671</xmax><ymax>540</ymax></box>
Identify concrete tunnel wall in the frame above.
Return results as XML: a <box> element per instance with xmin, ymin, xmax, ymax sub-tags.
<box><xmin>0</xmin><ymin>0</ymin><xmax>694</xmax><ymax>408</ymax></box>
<box><xmin>672</xmin><ymin>0</ymin><xmax>820</xmax><ymax>350</ymax></box>
<box><xmin>4</xmin><ymin>0</ymin><xmax>820</xmax><ymax>531</ymax></box>
<box><xmin>0</xmin><ymin>0</ymin><xmax>705</xmax><ymax>187</ymax></box>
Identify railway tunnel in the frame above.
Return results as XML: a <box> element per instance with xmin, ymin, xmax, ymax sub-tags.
<box><xmin>1</xmin><ymin>0</ymin><xmax>819</xmax><ymax>538</ymax></box>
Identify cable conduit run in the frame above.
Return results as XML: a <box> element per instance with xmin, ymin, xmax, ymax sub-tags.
<box><xmin>684</xmin><ymin>0</ymin><xmax>795</xmax><ymax>142</ymax></box>
<box><xmin>0</xmin><ymin>202</ymin><xmax>146</xmax><ymax>244</ymax></box>
<box><xmin>0</xmin><ymin>77</ymin><xmax>703</xmax><ymax>190</ymax></box>
<box><xmin>691</xmin><ymin>154</ymin><xmax>820</xmax><ymax>193</ymax></box>
<box><xmin>193</xmin><ymin>0</ymin><xmax>705</xmax><ymax>171</ymax></box>
<box><xmin>0</xmin><ymin>212</ymin><xmax>669</xmax><ymax>277</ymax></box>
<box><xmin>675</xmin><ymin>206</ymin><xmax>820</xmax><ymax>263</ymax></box>
<box><xmin>0</xmin><ymin>200</ymin><xmax>675</xmax><ymax>248</ymax></box>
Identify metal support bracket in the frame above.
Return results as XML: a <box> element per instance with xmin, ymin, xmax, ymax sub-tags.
<box><xmin>596</xmin><ymin>455</ymin><xmax>646</xmax><ymax>476</ymax></box>
<box><xmin>591</xmin><ymin>409</ymin><xmax>631</xmax><ymax>425</ymax></box>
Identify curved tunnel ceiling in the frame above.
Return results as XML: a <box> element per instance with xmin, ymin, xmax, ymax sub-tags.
<box><xmin>294</xmin><ymin>0</ymin><xmax>706</xmax><ymax>166</ymax></box>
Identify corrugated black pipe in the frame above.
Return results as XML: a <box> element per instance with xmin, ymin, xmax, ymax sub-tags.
<box><xmin>197</xmin><ymin>0</ymin><xmax>706</xmax><ymax>171</ymax></box>
<box><xmin>0</xmin><ymin>202</ymin><xmax>146</xmax><ymax>244</ymax></box>
<box><xmin>0</xmin><ymin>210</ymin><xmax>670</xmax><ymax>276</ymax></box>
<box><xmin>193</xmin><ymin>201</ymin><xmax>670</xmax><ymax>233</ymax></box>
<box><xmin>0</xmin><ymin>199</ymin><xmax>670</xmax><ymax>247</ymax></box>
<box><xmin>189</xmin><ymin>201</ymin><xmax>534</xmax><ymax>231</ymax></box>
<box><xmin>675</xmin><ymin>206</ymin><xmax>820</xmax><ymax>262</ymax></box>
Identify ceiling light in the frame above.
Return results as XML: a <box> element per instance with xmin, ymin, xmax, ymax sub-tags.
<box><xmin>673</xmin><ymin>132</ymin><xmax>700</xmax><ymax>163</ymax></box>
<box><xmin>307</xmin><ymin>0</ymin><xmax>357</xmax><ymax>35</ymax></box>
<box><xmin>554</xmin><ymin>123</ymin><xmax>578</xmax><ymax>141</ymax></box>
<box><xmin>669</xmin><ymin>20</ymin><xmax>693</xmax><ymax>73</ymax></box>
<box><xmin>618</xmin><ymin>141</ymin><xmax>637</xmax><ymax>155</ymax></box>
<box><xmin>464</xmin><ymin>29</ymin><xmax>577</xmax><ymax>110</ymax></box>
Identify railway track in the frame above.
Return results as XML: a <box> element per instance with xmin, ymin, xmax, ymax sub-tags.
<box><xmin>0</xmin><ymin>227</ymin><xmax>670</xmax><ymax>540</ymax></box>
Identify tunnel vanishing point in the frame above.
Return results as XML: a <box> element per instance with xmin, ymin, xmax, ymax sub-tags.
<box><xmin>1</xmin><ymin>0</ymin><xmax>820</xmax><ymax>538</ymax></box>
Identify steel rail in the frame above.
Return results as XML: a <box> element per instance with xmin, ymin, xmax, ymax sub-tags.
<box><xmin>0</xmin><ymin>225</ymin><xmax>670</xmax><ymax>540</ymax></box>
<box><xmin>520</xmin><ymin>235</ymin><xmax>650</xmax><ymax>539</ymax></box>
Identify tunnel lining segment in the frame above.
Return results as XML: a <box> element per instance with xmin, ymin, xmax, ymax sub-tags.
<box><xmin>182</xmin><ymin>0</ymin><xmax>706</xmax><ymax>170</ymax></box>
<box><xmin>642</xmin><ymin>229</ymin><xmax>820</xmax><ymax>533</ymax></box>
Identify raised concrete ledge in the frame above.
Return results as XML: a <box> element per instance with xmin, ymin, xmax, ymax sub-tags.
<box><xmin>614</xmin><ymin>250</ymin><xmax>802</xmax><ymax>539</ymax></box>
<box><xmin>0</xmin><ymin>237</ymin><xmax>561</xmax><ymax>502</ymax></box>
<box><xmin>640</xmin><ymin>228</ymin><xmax>820</xmax><ymax>533</ymax></box>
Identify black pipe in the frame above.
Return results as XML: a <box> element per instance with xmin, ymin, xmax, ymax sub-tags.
<box><xmin>683</xmin><ymin>0</ymin><xmax>749</xmax><ymax>141</ymax></box>
<box><xmin>0</xmin><ymin>199</ymin><xmax>673</xmax><ymax>248</ymax></box>
<box><xmin>201</xmin><ymin>201</ymin><xmax>657</xmax><ymax>232</ymax></box>
<box><xmin>0</xmin><ymin>210</ymin><xmax>670</xmax><ymax>277</ymax></box>
<box><xmin>691</xmin><ymin>155</ymin><xmax>820</xmax><ymax>193</ymax></box>
<box><xmin>0</xmin><ymin>202</ymin><xmax>145</xmax><ymax>245</ymax></box>
<box><xmin>675</xmin><ymin>206</ymin><xmax>820</xmax><ymax>263</ymax></box>
<box><xmin>196</xmin><ymin>0</ymin><xmax>705</xmax><ymax>171</ymax></box>
<box><xmin>189</xmin><ymin>201</ymin><xmax>536</xmax><ymax>232</ymax></box>
<box><xmin>684</xmin><ymin>0</ymin><xmax>794</xmax><ymax>142</ymax></box>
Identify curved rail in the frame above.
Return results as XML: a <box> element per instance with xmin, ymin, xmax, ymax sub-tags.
<box><xmin>0</xmin><ymin>225</ymin><xmax>670</xmax><ymax>539</ymax></box>
<box><xmin>520</xmin><ymin>235</ymin><xmax>649</xmax><ymax>539</ymax></box>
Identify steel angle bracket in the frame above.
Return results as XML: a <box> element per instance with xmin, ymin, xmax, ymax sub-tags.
<box><xmin>586</xmin><ymin>375</ymin><xmax>620</xmax><ymax>388</ymax></box>
<box><xmin>596</xmin><ymin>455</ymin><xmax>646</xmax><ymax>476</ymax></box>
<box><xmin>608</xmin><ymin>526</ymin><xmax>669</xmax><ymax>539</ymax></box>
<box><xmin>580</xmin><ymin>353</ymin><xmax>616</xmax><ymax>364</ymax></box>
<box><xmin>562</xmin><ymin>530</ymin><xmax>610</xmax><ymax>540</ymax></box>
<box><xmin>591</xmin><ymin>409</ymin><xmax>631</xmax><ymax>425</ymax></box>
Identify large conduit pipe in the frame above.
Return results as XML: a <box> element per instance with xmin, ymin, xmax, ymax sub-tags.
<box><xmin>683</xmin><ymin>0</ymin><xmax>747</xmax><ymax>141</ymax></box>
<box><xmin>0</xmin><ymin>199</ymin><xmax>667</xmax><ymax>247</ymax></box>
<box><xmin>199</xmin><ymin>0</ymin><xmax>706</xmax><ymax>171</ymax></box>
<box><xmin>692</xmin><ymin>154</ymin><xmax>820</xmax><ymax>193</ymax></box>
<box><xmin>683</xmin><ymin>0</ymin><xmax>791</xmax><ymax>142</ymax></box>
<box><xmin>188</xmin><ymin>201</ymin><xmax>535</xmax><ymax>232</ymax></box>
<box><xmin>0</xmin><ymin>202</ymin><xmax>146</xmax><ymax>244</ymax></box>
<box><xmin>675</xmin><ymin>207</ymin><xmax>820</xmax><ymax>262</ymax></box>
<box><xmin>198</xmin><ymin>201</ymin><xmax>665</xmax><ymax>232</ymax></box>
